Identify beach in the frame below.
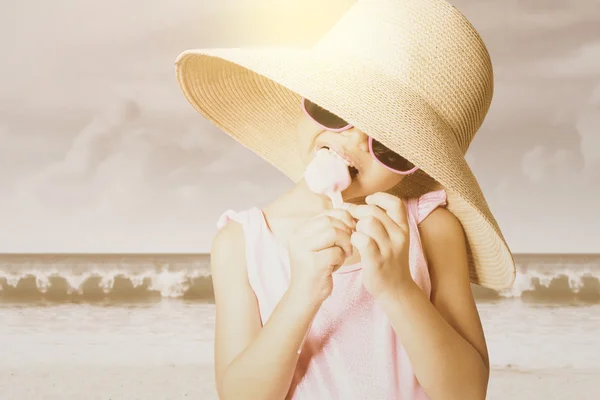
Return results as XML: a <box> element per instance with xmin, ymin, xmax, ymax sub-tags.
<box><xmin>3</xmin><ymin>365</ymin><xmax>599</xmax><ymax>399</ymax></box>
<box><xmin>2</xmin><ymin>253</ymin><xmax>599</xmax><ymax>399</ymax></box>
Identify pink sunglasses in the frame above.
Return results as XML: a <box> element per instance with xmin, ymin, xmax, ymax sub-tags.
<box><xmin>301</xmin><ymin>97</ymin><xmax>418</xmax><ymax>175</ymax></box>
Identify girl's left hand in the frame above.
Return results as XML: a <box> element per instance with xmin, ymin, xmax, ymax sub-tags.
<box><xmin>344</xmin><ymin>192</ymin><xmax>413</xmax><ymax>298</ymax></box>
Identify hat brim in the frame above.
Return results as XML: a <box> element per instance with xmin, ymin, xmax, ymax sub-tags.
<box><xmin>175</xmin><ymin>46</ymin><xmax>516</xmax><ymax>290</ymax></box>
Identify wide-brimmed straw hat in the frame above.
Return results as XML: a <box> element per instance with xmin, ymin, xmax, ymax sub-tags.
<box><xmin>174</xmin><ymin>0</ymin><xmax>516</xmax><ymax>290</ymax></box>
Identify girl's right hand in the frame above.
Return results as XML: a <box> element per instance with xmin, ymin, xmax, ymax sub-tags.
<box><xmin>287</xmin><ymin>209</ymin><xmax>356</xmax><ymax>307</ymax></box>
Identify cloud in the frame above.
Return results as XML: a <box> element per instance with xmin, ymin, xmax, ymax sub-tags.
<box><xmin>1</xmin><ymin>98</ymin><xmax>289</xmax><ymax>252</ymax></box>
<box><xmin>510</xmin><ymin>82</ymin><xmax>600</xmax><ymax>190</ymax></box>
<box><xmin>13</xmin><ymin>99</ymin><xmax>228</xmax><ymax>203</ymax></box>
<box><xmin>490</xmin><ymin>83</ymin><xmax>600</xmax><ymax>253</ymax></box>
<box><xmin>546</xmin><ymin>42</ymin><xmax>600</xmax><ymax>77</ymax></box>
<box><xmin>522</xmin><ymin>41</ymin><xmax>600</xmax><ymax>78</ymax></box>
<box><xmin>576</xmin><ymin>83</ymin><xmax>600</xmax><ymax>171</ymax></box>
<box><xmin>521</xmin><ymin>144</ymin><xmax>582</xmax><ymax>185</ymax></box>
<box><xmin>0</xmin><ymin>121</ymin><xmax>8</xmax><ymax>136</ymax></box>
<box><xmin>493</xmin><ymin>83</ymin><xmax>599</xmax><ymax>201</ymax></box>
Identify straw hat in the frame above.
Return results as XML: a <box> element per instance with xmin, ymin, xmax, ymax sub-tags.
<box><xmin>174</xmin><ymin>0</ymin><xmax>516</xmax><ymax>290</ymax></box>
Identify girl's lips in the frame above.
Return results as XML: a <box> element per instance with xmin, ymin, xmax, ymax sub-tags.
<box><xmin>316</xmin><ymin>144</ymin><xmax>362</xmax><ymax>173</ymax></box>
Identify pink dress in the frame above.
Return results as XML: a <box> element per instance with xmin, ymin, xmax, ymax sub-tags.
<box><xmin>216</xmin><ymin>189</ymin><xmax>447</xmax><ymax>399</ymax></box>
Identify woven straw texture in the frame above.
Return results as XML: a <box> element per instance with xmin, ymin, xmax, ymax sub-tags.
<box><xmin>174</xmin><ymin>0</ymin><xmax>516</xmax><ymax>290</ymax></box>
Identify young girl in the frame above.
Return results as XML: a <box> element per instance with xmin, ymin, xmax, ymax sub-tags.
<box><xmin>175</xmin><ymin>0</ymin><xmax>516</xmax><ymax>399</ymax></box>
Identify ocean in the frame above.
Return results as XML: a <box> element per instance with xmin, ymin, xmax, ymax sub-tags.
<box><xmin>2</xmin><ymin>253</ymin><xmax>599</xmax><ymax>399</ymax></box>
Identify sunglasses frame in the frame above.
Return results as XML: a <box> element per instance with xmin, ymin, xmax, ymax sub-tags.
<box><xmin>301</xmin><ymin>97</ymin><xmax>419</xmax><ymax>175</ymax></box>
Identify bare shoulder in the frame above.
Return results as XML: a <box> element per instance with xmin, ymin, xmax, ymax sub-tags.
<box><xmin>417</xmin><ymin>206</ymin><xmax>470</xmax><ymax>291</ymax></box>
<box><xmin>418</xmin><ymin>206</ymin><xmax>464</xmax><ymax>246</ymax></box>
<box><xmin>210</xmin><ymin>219</ymin><xmax>247</xmax><ymax>281</ymax></box>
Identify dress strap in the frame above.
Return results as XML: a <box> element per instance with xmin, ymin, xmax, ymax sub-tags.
<box><xmin>404</xmin><ymin>189</ymin><xmax>448</xmax><ymax>298</ymax></box>
<box><xmin>416</xmin><ymin>189</ymin><xmax>448</xmax><ymax>224</ymax></box>
<box><xmin>216</xmin><ymin>209</ymin><xmax>249</xmax><ymax>230</ymax></box>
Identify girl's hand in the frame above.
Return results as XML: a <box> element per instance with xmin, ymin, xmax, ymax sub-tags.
<box><xmin>287</xmin><ymin>209</ymin><xmax>356</xmax><ymax>307</ymax></box>
<box><xmin>344</xmin><ymin>192</ymin><xmax>413</xmax><ymax>299</ymax></box>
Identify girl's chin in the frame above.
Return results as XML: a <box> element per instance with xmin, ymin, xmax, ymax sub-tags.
<box><xmin>342</xmin><ymin>181</ymin><xmax>367</xmax><ymax>203</ymax></box>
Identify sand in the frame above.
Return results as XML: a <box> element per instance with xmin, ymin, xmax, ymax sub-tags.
<box><xmin>1</xmin><ymin>365</ymin><xmax>216</xmax><ymax>400</ymax></box>
<box><xmin>2</xmin><ymin>365</ymin><xmax>598</xmax><ymax>400</ymax></box>
<box><xmin>487</xmin><ymin>368</ymin><xmax>600</xmax><ymax>400</ymax></box>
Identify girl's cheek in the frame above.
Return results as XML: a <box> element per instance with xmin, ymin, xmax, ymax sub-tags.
<box><xmin>362</xmin><ymin>167</ymin><xmax>403</xmax><ymax>194</ymax></box>
<box><xmin>296</xmin><ymin>122</ymin><xmax>321</xmax><ymax>164</ymax></box>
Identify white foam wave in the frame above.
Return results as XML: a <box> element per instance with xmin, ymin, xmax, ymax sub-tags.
<box><xmin>498</xmin><ymin>265</ymin><xmax>599</xmax><ymax>298</ymax></box>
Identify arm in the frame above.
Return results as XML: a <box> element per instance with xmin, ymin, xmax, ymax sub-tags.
<box><xmin>376</xmin><ymin>207</ymin><xmax>489</xmax><ymax>400</ymax></box>
<box><xmin>211</xmin><ymin>221</ymin><xmax>319</xmax><ymax>400</ymax></box>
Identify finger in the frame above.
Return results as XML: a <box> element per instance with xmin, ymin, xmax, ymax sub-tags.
<box><xmin>344</xmin><ymin>204</ymin><xmax>397</xmax><ymax>235</ymax></box>
<box><xmin>306</xmin><ymin>215</ymin><xmax>353</xmax><ymax>237</ymax></box>
<box><xmin>320</xmin><ymin>209</ymin><xmax>356</xmax><ymax>231</ymax></box>
<box><xmin>365</xmin><ymin>192</ymin><xmax>408</xmax><ymax>231</ymax></box>
<box><xmin>315</xmin><ymin>247</ymin><xmax>346</xmax><ymax>271</ymax></box>
<box><xmin>350</xmin><ymin>231</ymin><xmax>380</xmax><ymax>265</ymax></box>
<box><xmin>310</xmin><ymin>226</ymin><xmax>353</xmax><ymax>257</ymax></box>
<box><xmin>355</xmin><ymin>216</ymin><xmax>390</xmax><ymax>255</ymax></box>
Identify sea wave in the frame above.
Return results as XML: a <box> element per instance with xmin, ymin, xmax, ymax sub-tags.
<box><xmin>1</xmin><ymin>254</ymin><xmax>599</xmax><ymax>303</ymax></box>
<box><xmin>471</xmin><ymin>254</ymin><xmax>600</xmax><ymax>302</ymax></box>
<box><xmin>0</xmin><ymin>254</ymin><xmax>213</xmax><ymax>302</ymax></box>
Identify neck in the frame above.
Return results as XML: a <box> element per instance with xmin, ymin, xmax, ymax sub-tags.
<box><xmin>265</xmin><ymin>179</ymin><xmax>367</xmax><ymax>222</ymax></box>
<box><xmin>284</xmin><ymin>179</ymin><xmax>367</xmax><ymax>213</ymax></box>
<box><xmin>260</xmin><ymin>179</ymin><xmax>333</xmax><ymax>243</ymax></box>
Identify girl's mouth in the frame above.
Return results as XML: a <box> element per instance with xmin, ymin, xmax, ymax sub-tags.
<box><xmin>319</xmin><ymin>146</ymin><xmax>360</xmax><ymax>179</ymax></box>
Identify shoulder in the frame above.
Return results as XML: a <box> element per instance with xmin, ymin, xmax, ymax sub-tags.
<box><xmin>210</xmin><ymin>219</ymin><xmax>248</xmax><ymax>283</ymax></box>
<box><xmin>213</xmin><ymin>216</ymin><xmax>245</xmax><ymax>247</ymax></box>
<box><xmin>417</xmin><ymin>206</ymin><xmax>470</xmax><ymax>291</ymax></box>
<box><xmin>418</xmin><ymin>206</ymin><xmax>465</xmax><ymax>246</ymax></box>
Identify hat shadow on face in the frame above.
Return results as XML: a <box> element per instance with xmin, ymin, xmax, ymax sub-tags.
<box><xmin>296</xmin><ymin>105</ymin><xmax>440</xmax><ymax>199</ymax></box>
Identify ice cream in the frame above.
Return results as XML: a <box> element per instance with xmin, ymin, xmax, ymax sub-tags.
<box><xmin>304</xmin><ymin>148</ymin><xmax>352</xmax><ymax>208</ymax></box>
<box><xmin>298</xmin><ymin>148</ymin><xmax>353</xmax><ymax>354</ymax></box>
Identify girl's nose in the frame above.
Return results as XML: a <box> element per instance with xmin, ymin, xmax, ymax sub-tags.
<box><xmin>343</xmin><ymin>128</ymin><xmax>370</xmax><ymax>152</ymax></box>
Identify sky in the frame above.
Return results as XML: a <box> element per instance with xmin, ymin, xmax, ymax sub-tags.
<box><xmin>0</xmin><ymin>0</ymin><xmax>599</xmax><ymax>253</ymax></box>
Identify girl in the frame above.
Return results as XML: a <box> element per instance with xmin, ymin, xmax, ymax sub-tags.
<box><xmin>175</xmin><ymin>0</ymin><xmax>516</xmax><ymax>399</ymax></box>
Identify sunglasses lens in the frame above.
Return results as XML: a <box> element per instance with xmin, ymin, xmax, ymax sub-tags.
<box><xmin>303</xmin><ymin>98</ymin><xmax>415</xmax><ymax>173</ymax></box>
<box><xmin>303</xmin><ymin>98</ymin><xmax>349</xmax><ymax>130</ymax></box>
<box><xmin>371</xmin><ymin>139</ymin><xmax>416</xmax><ymax>172</ymax></box>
